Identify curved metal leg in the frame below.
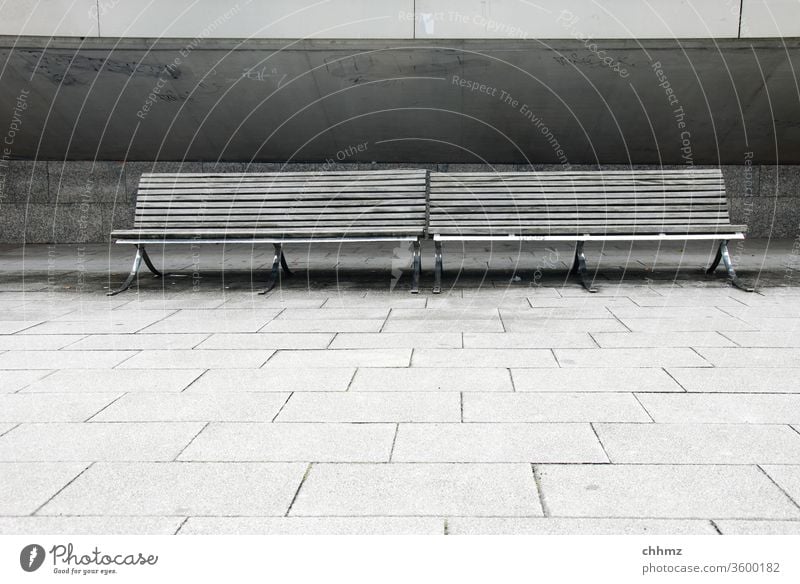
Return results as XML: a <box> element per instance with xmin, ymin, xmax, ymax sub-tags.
<box><xmin>573</xmin><ymin>242</ymin><xmax>597</xmax><ymax>293</ymax></box>
<box><xmin>410</xmin><ymin>240</ymin><xmax>421</xmax><ymax>294</ymax></box>
<box><xmin>258</xmin><ymin>243</ymin><xmax>285</xmax><ymax>295</ymax></box>
<box><xmin>705</xmin><ymin>244</ymin><xmax>723</xmax><ymax>275</ymax></box>
<box><xmin>718</xmin><ymin>240</ymin><xmax>755</xmax><ymax>292</ymax></box>
<box><xmin>139</xmin><ymin>246</ymin><xmax>163</xmax><ymax>278</ymax></box>
<box><xmin>107</xmin><ymin>246</ymin><xmax>144</xmax><ymax>296</ymax></box>
<box><xmin>280</xmin><ymin>250</ymin><xmax>293</xmax><ymax>277</ymax></box>
<box><xmin>433</xmin><ymin>240</ymin><xmax>443</xmax><ymax>294</ymax></box>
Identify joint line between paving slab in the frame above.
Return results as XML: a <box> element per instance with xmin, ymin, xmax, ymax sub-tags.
<box><xmin>716</xmin><ymin>331</ymin><xmax>743</xmax><ymax>348</ymax></box>
<box><xmin>285</xmin><ymin>463</ymin><xmax>313</xmax><ymax>517</ymax></box>
<box><xmin>12</xmin><ymin>369</ymin><xmax>58</xmax><ymax>394</ymax></box>
<box><xmin>662</xmin><ymin>367</ymin><xmax>688</xmax><ymax>392</ymax></box>
<box><xmin>531</xmin><ymin>465</ymin><xmax>551</xmax><ymax>517</ymax></box>
<box><xmin>0</xmin><ymin>423</ymin><xmax>20</xmax><ymax>438</ymax></box>
<box><xmin>59</xmin><ymin>334</ymin><xmax>91</xmax><ymax>350</ymax></box>
<box><xmin>345</xmin><ymin>369</ymin><xmax>358</xmax><ymax>392</ymax></box>
<box><xmin>191</xmin><ymin>333</ymin><xmax>214</xmax><ymax>349</ymax></box>
<box><xmin>590</xmin><ymin>423</ymin><xmax>613</xmax><ymax>462</ymax></box>
<box><xmin>181</xmin><ymin>369</ymin><xmax>209</xmax><ymax>393</ymax></box>
<box><xmin>388</xmin><ymin>423</ymin><xmax>400</xmax><ymax>461</ymax></box>
<box><xmin>756</xmin><ymin>464</ymin><xmax>800</xmax><ymax>511</ymax></box>
<box><xmin>83</xmin><ymin>393</ymin><xmax>128</xmax><ymax>422</ymax></box>
<box><xmin>173</xmin><ymin>516</ymin><xmax>190</xmax><ymax>535</ymax></box>
<box><xmin>631</xmin><ymin>393</ymin><xmax>656</xmax><ymax>422</ymax></box>
<box><xmin>173</xmin><ymin>422</ymin><xmax>210</xmax><ymax>461</ymax></box>
<box><xmin>31</xmin><ymin>462</ymin><xmax>94</xmax><ymax>516</ymax></box>
<box><xmin>587</xmin><ymin>332</ymin><xmax>602</xmax><ymax>348</ymax></box>
<box><xmin>111</xmin><ymin>350</ymin><xmax>143</xmax><ymax>369</ymax></box>
<box><xmin>708</xmin><ymin>519</ymin><xmax>723</xmax><ymax>534</ymax></box>
<box><xmin>271</xmin><ymin>393</ymin><xmax>294</xmax><ymax>422</ymax></box>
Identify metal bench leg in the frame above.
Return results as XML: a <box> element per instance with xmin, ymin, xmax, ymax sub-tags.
<box><xmin>572</xmin><ymin>242</ymin><xmax>598</xmax><ymax>293</ymax></box>
<box><xmin>411</xmin><ymin>240</ymin><xmax>421</xmax><ymax>294</ymax></box>
<box><xmin>433</xmin><ymin>241</ymin><xmax>443</xmax><ymax>294</ymax></box>
<box><xmin>258</xmin><ymin>243</ymin><xmax>287</xmax><ymax>295</ymax></box>
<box><xmin>280</xmin><ymin>249</ymin><xmax>293</xmax><ymax>277</ymax></box>
<box><xmin>139</xmin><ymin>245</ymin><xmax>163</xmax><ymax>278</ymax></box>
<box><xmin>107</xmin><ymin>245</ymin><xmax>144</xmax><ymax>296</ymax></box>
<box><xmin>707</xmin><ymin>240</ymin><xmax>754</xmax><ymax>292</ymax></box>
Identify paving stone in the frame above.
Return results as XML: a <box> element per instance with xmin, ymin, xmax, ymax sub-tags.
<box><xmin>290</xmin><ymin>463</ymin><xmax>543</xmax><ymax>517</ymax></box>
<box><xmin>592</xmin><ymin>332</ymin><xmax>735</xmax><ymax>348</ymax></box>
<box><xmin>0</xmin><ymin>350</ymin><xmax>136</xmax><ymax>369</ymax></box>
<box><xmin>22</xmin><ymin>369</ymin><xmax>204</xmax><ymax>393</ymax></box>
<box><xmin>187</xmin><ymin>368</ymin><xmax>354</xmax><ymax>392</ymax></box>
<box><xmin>0</xmin><ymin>516</ymin><xmax>184</xmax><ymax>535</ymax></box>
<box><xmin>503</xmin><ymin>319</ymin><xmax>627</xmax><ymax>332</ymax></box>
<box><xmin>536</xmin><ymin>464</ymin><xmax>800</xmax><ymax>518</ymax></box>
<box><xmin>392</xmin><ymin>423</ymin><xmax>607</xmax><ymax>463</ymax></box>
<box><xmin>351</xmin><ymin>368</ymin><xmax>512</xmax><ymax>392</ymax></box>
<box><xmin>730</xmin><ymin>318</ymin><xmax>800</xmax><ymax>331</ymax></box>
<box><xmin>65</xmin><ymin>333</ymin><xmax>209</xmax><ymax>350</ymax></box>
<box><xmin>412</xmin><ymin>348</ymin><xmax>557</xmax><ymax>368</ymax></box>
<box><xmin>194</xmin><ymin>333</ymin><xmax>333</xmax><ymax>350</ymax></box>
<box><xmin>179</xmin><ymin>422</ymin><xmax>395</xmax><ymax>462</ymax></box>
<box><xmin>427</xmin><ymin>296</ymin><xmax>531</xmax><ymax>309</ymax></box>
<box><xmin>462</xmin><ymin>332</ymin><xmax>595</xmax><ymax>349</ymax></box>
<box><xmin>666</xmin><ymin>368</ymin><xmax>800</xmax><ymax>392</ymax></box>
<box><xmin>277</xmin><ymin>308</ymin><xmax>390</xmax><ymax>320</ymax></box>
<box><xmin>463</xmin><ymin>393</ymin><xmax>651</xmax><ymax>422</ymax></box>
<box><xmin>92</xmin><ymin>393</ymin><xmax>290</xmax><ymax>422</ymax></box>
<box><xmin>330</xmin><ymin>333</ymin><xmax>462</xmax><ymax>349</ymax></box>
<box><xmin>501</xmin><ymin>307</ymin><xmax>615</xmax><ymax>320</ymax></box>
<box><xmin>115</xmin><ymin>297</ymin><xmax>227</xmax><ymax>310</ymax></box>
<box><xmin>628</xmin><ymin>296</ymin><xmax>745</xmax><ymax>307</ymax></box>
<box><xmin>0</xmin><ymin>422</ymin><xmax>204</xmax><ymax>461</ymax></box>
<box><xmin>0</xmin><ymin>370</ymin><xmax>53</xmax><ymax>393</ymax></box>
<box><xmin>637</xmin><ymin>394</ymin><xmax>800</xmax><ymax>423</ymax></box>
<box><xmin>141</xmin><ymin>317</ymin><xmax>274</xmax><ymax>334</ymax></box>
<box><xmin>0</xmin><ymin>394</ymin><xmax>118</xmax><ymax>422</ymax></box>
<box><xmin>279</xmin><ymin>392</ymin><xmax>460</xmax><ymax>423</ymax></box>
<box><xmin>609</xmin><ymin>306</ymin><xmax>732</xmax><ymax>319</ymax></box>
<box><xmin>462</xmin><ymin>287</ymin><xmax>560</xmax><ymax>298</ymax></box>
<box><xmin>119</xmin><ymin>350</ymin><xmax>273</xmax><ymax>369</ymax></box>
<box><xmin>595</xmin><ymin>423</ymin><xmax>800</xmax><ymax>464</ymax></box>
<box><xmin>554</xmin><ymin>348</ymin><xmax>709</xmax><ymax>368</ymax></box>
<box><xmin>0</xmin><ymin>335</ymin><xmax>83</xmax><ymax>350</ymax></box>
<box><xmin>382</xmin><ymin>319</ymin><xmax>505</xmax><ymax>333</ymax></box>
<box><xmin>266</xmin><ymin>349</ymin><xmax>410</xmax><ymax>368</ymax></box>
<box><xmin>223</xmin><ymin>296</ymin><xmax>326</xmax><ymax>308</ymax></box>
<box><xmin>723</xmin><ymin>306</ymin><xmax>800</xmax><ymax>319</ymax></box>
<box><xmin>527</xmin><ymin>297</ymin><xmax>637</xmax><ymax>308</ymax></box>
<box><xmin>20</xmin><ymin>320</ymin><xmax>160</xmax><ymax>335</ymax></box>
<box><xmin>696</xmin><ymin>348</ymin><xmax>800</xmax><ymax>367</ymax></box>
<box><xmin>388</xmin><ymin>308</ymin><xmax>500</xmax><ymax>320</ymax></box>
<box><xmin>41</xmin><ymin>462</ymin><xmax>307</xmax><ymax>516</ymax></box>
<box><xmin>446</xmin><ymin>517</ymin><xmax>717</xmax><ymax>535</ymax></box>
<box><xmin>618</xmin><ymin>317</ymin><xmax>756</xmax><ymax>332</ymax></box>
<box><xmin>722</xmin><ymin>331</ymin><xmax>800</xmax><ymax>347</ymax></box>
<box><xmin>179</xmin><ymin>516</ymin><xmax>444</xmax><ymax>535</ymax></box>
<box><xmin>261</xmin><ymin>319</ymin><xmax>385</xmax><ymax>333</ymax></box>
<box><xmin>761</xmin><ymin>465</ymin><xmax>800</xmax><ymax>505</ymax></box>
<box><xmin>0</xmin><ymin>462</ymin><xmax>89</xmax><ymax>515</ymax></box>
<box><xmin>714</xmin><ymin>520</ymin><xmax>800</xmax><ymax>535</ymax></box>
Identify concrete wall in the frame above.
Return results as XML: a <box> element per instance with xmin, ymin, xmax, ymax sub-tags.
<box><xmin>1</xmin><ymin>1</ymin><xmax>799</xmax><ymax>39</ymax></box>
<box><xmin>0</xmin><ymin>160</ymin><xmax>796</xmax><ymax>243</ymax></box>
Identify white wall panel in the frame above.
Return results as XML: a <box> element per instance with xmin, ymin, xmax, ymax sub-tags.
<box><xmin>0</xmin><ymin>0</ymin><xmax>98</xmax><ymax>37</ymax></box>
<box><xmin>741</xmin><ymin>0</ymin><xmax>800</xmax><ymax>38</ymax></box>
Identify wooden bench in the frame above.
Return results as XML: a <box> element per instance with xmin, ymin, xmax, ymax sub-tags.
<box><xmin>428</xmin><ymin>169</ymin><xmax>753</xmax><ymax>293</ymax></box>
<box><xmin>108</xmin><ymin>170</ymin><xmax>428</xmax><ymax>295</ymax></box>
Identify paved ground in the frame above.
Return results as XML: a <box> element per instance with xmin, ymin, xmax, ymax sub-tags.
<box><xmin>1</xmin><ymin>239</ymin><xmax>800</xmax><ymax>535</ymax></box>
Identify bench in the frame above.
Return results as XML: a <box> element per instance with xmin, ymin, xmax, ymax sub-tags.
<box><xmin>428</xmin><ymin>169</ymin><xmax>753</xmax><ymax>293</ymax></box>
<box><xmin>108</xmin><ymin>170</ymin><xmax>428</xmax><ymax>295</ymax></box>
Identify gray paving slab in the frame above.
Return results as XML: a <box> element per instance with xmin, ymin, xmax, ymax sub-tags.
<box><xmin>501</xmin><ymin>307</ymin><xmax>615</xmax><ymax>320</ymax></box>
<box><xmin>388</xmin><ymin>308</ymin><xmax>500</xmax><ymax>320</ymax></box>
<box><xmin>275</xmin><ymin>392</ymin><xmax>460</xmax><ymax>422</ymax></box>
<box><xmin>330</xmin><ymin>333</ymin><xmax>462</xmax><ymax>349</ymax></box>
<box><xmin>0</xmin><ymin>370</ymin><xmax>53</xmax><ymax>393</ymax></box>
<box><xmin>714</xmin><ymin>520</ymin><xmax>800</xmax><ymax>535</ymax></box>
<box><xmin>536</xmin><ymin>464</ymin><xmax>800</xmax><ymax>518</ymax></box>
<box><xmin>261</xmin><ymin>319</ymin><xmax>385</xmax><ymax>333</ymax></box>
<box><xmin>0</xmin><ymin>516</ymin><xmax>185</xmax><ymax>535</ymax></box>
<box><xmin>721</xmin><ymin>331</ymin><xmax>800</xmax><ymax>347</ymax></box>
<box><xmin>463</xmin><ymin>393</ymin><xmax>652</xmax><ymax>422</ymax></box>
<box><xmin>427</xmin><ymin>296</ymin><xmax>531</xmax><ymax>309</ymax></box>
<box><xmin>628</xmin><ymin>296</ymin><xmax>745</xmax><ymax>307</ymax></box>
<box><xmin>503</xmin><ymin>319</ymin><xmax>628</xmax><ymax>332</ymax></box>
<box><xmin>322</xmin><ymin>297</ymin><xmax>427</xmax><ymax>309</ymax></box>
<box><xmin>609</xmin><ymin>306</ymin><xmax>732</xmax><ymax>319</ymax></box>
<box><xmin>290</xmin><ymin>463</ymin><xmax>543</xmax><ymax>517</ymax></box>
<box><xmin>0</xmin><ymin>350</ymin><xmax>136</xmax><ymax>369</ymax></box>
<box><xmin>0</xmin><ymin>462</ymin><xmax>89</xmax><ymax>515</ymax></box>
<box><xmin>223</xmin><ymin>297</ymin><xmax>325</xmax><ymax>308</ymax></box>
<box><xmin>618</xmin><ymin>317</ymin><xmax>756</xmax><ymax>332</ymax></box>
<box><xmin>382</xmin><ymin>319</ymin><xmax>505</xmax><ymax>333</ymax></box>
<box><xmin>115</xmin><ymin>297</ymin><xmax>227</xmax><ymax>310</ymax></box>
<box><xmin>0</xmin><ymin>394</ymin><xmax>118</xmax><ymax>422</ymax></box>
<box><xmin>666</xmin><ymin>368</ymin><xmax>800</xmax><ymax>392</ymax></box>
<box><xmin>554</xmin><ymin>348</ymin><xmax>710</xmax><ymax>368</ymax></box>
<box><xmin>412</xmin><ymin>348</ymin><xmax>557</xmax><ymax>368</ymax></box>
<box><xmin>527</xmin><ymin>297</ymin><xmax>637</xmax><ymax>308</ymax></box>
<box><xmin>92</xmin><ymin>393</ymin><xmax>290</xmax><ymax>422</ymax></box>
<box><xmin>266</xmin><ymin>349</ymin><xmax>411</xmax><ymax>368</ymax></box>
<box><xmin>446</xmin><ymin>517</ymin><xmax>717</xmax><ymax>535</ymax></box>
<box><xmin>462</xmin><ymin>332</ymin><xmax>595</xmax><ymax>348</ymax></box>
<box><xmin>194</xmin><ymin>333</ymin><xmax>334</xmax><ymax>350</ymax></box>
<box><xmin>462</xmin><ymin>287</ymin><xmax>560</xmax><ymax>298</ymax></box>
<box><xmin>187</xmin><ymin>368</ymin><xmax>354</xmax><ymax>392</ymax></box>
<box><xmin>140</xmin><ymin>317</ymin><xmax>275</xmax><ymax>334</ymax></box>
<box><xmin>722</xmin><ymin>306</ymin><xmax>800</xmax><ymax>319</ymax></box>
<box><xmin>276</xmin><ymin>308</ymin><xmax>390</xmax><ymax>320</ymax></box>
<box><xmin>179</xmin><ymin>422</ymin><xmax>396</xmax><ymax>462</ymax></box>
<box><xmin>696</xmin><ymin>348</ymin><xmax>800</xmax><ymax>367</ymax></box>
<box><xmin>65</xmin><ymin>334</ymin><xmax>209</xmax><ymax>350</ymax></box>
<box><xmin>0</xmin><ymin>335</ymin><xmax>84</xmax><ymax>350</ymax></box>
<box><xmin>351</xmin><ymin>368</ymin><xmax>513</xmax><ymax>392</ymax></box>
<box><xmin>591</xmin><ymin>332</ymin><xmax>736</xmax><ymax>348</ymax></box>
<box><xmin>637</xmin><ymin>394</ymin><xmax>800</xmax><ymax>423</ymax></box>
<box><xmin>392</xmin><ymin>423</ymin><xmax>607</xmax><ymax>463</ymax></box>
<box><xmin>22</xmin><ymin>369</ymin><xmax>204</xmax><ymax>393</ymax></box>
<box><xmin>761</xmin><ymin>466</ymin><xmax>800</xmax><ymax>505</ymax></box>
<box><xmin>179</xmin><ymin>516</ymin><xmax>444</xmax><ymax>534</ymax></box>
<box><xmin>118</xmin><ymin>349</ymin><xmax>273</xmax><ymax>369</ymax></box>
<box><xmin>19</xmin><ymin>321</ymin><xmax>158</xmax><ymax>335</ymax></box>
<box><xmin>0</xmin><ymin>422</ymin><xmax>205</xmax><ymax>461</ymax></box>
<box><xmin>712</xmin><ymin>317</ymin><xmax>800</xmax><ymax>332</ymax></box>
<box><xmin>40</xmin><ymin>462</ymin><xmax>307</xmax><ymax>516</ymax></box>
<box><xmin>595</xmin><ymin>423</ymin><xmax>800</xmax><ymax>464</ymax></box>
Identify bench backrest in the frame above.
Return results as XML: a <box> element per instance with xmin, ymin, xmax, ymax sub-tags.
<box><xmin>132</xmin><ymin>170</ymin><xmax>428</xmax><ymax>237</ymax></box>
<box><xmin>429</xmin><ymin>169</ymin><xmax>746</xmax><ymax>236</ymax></box>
